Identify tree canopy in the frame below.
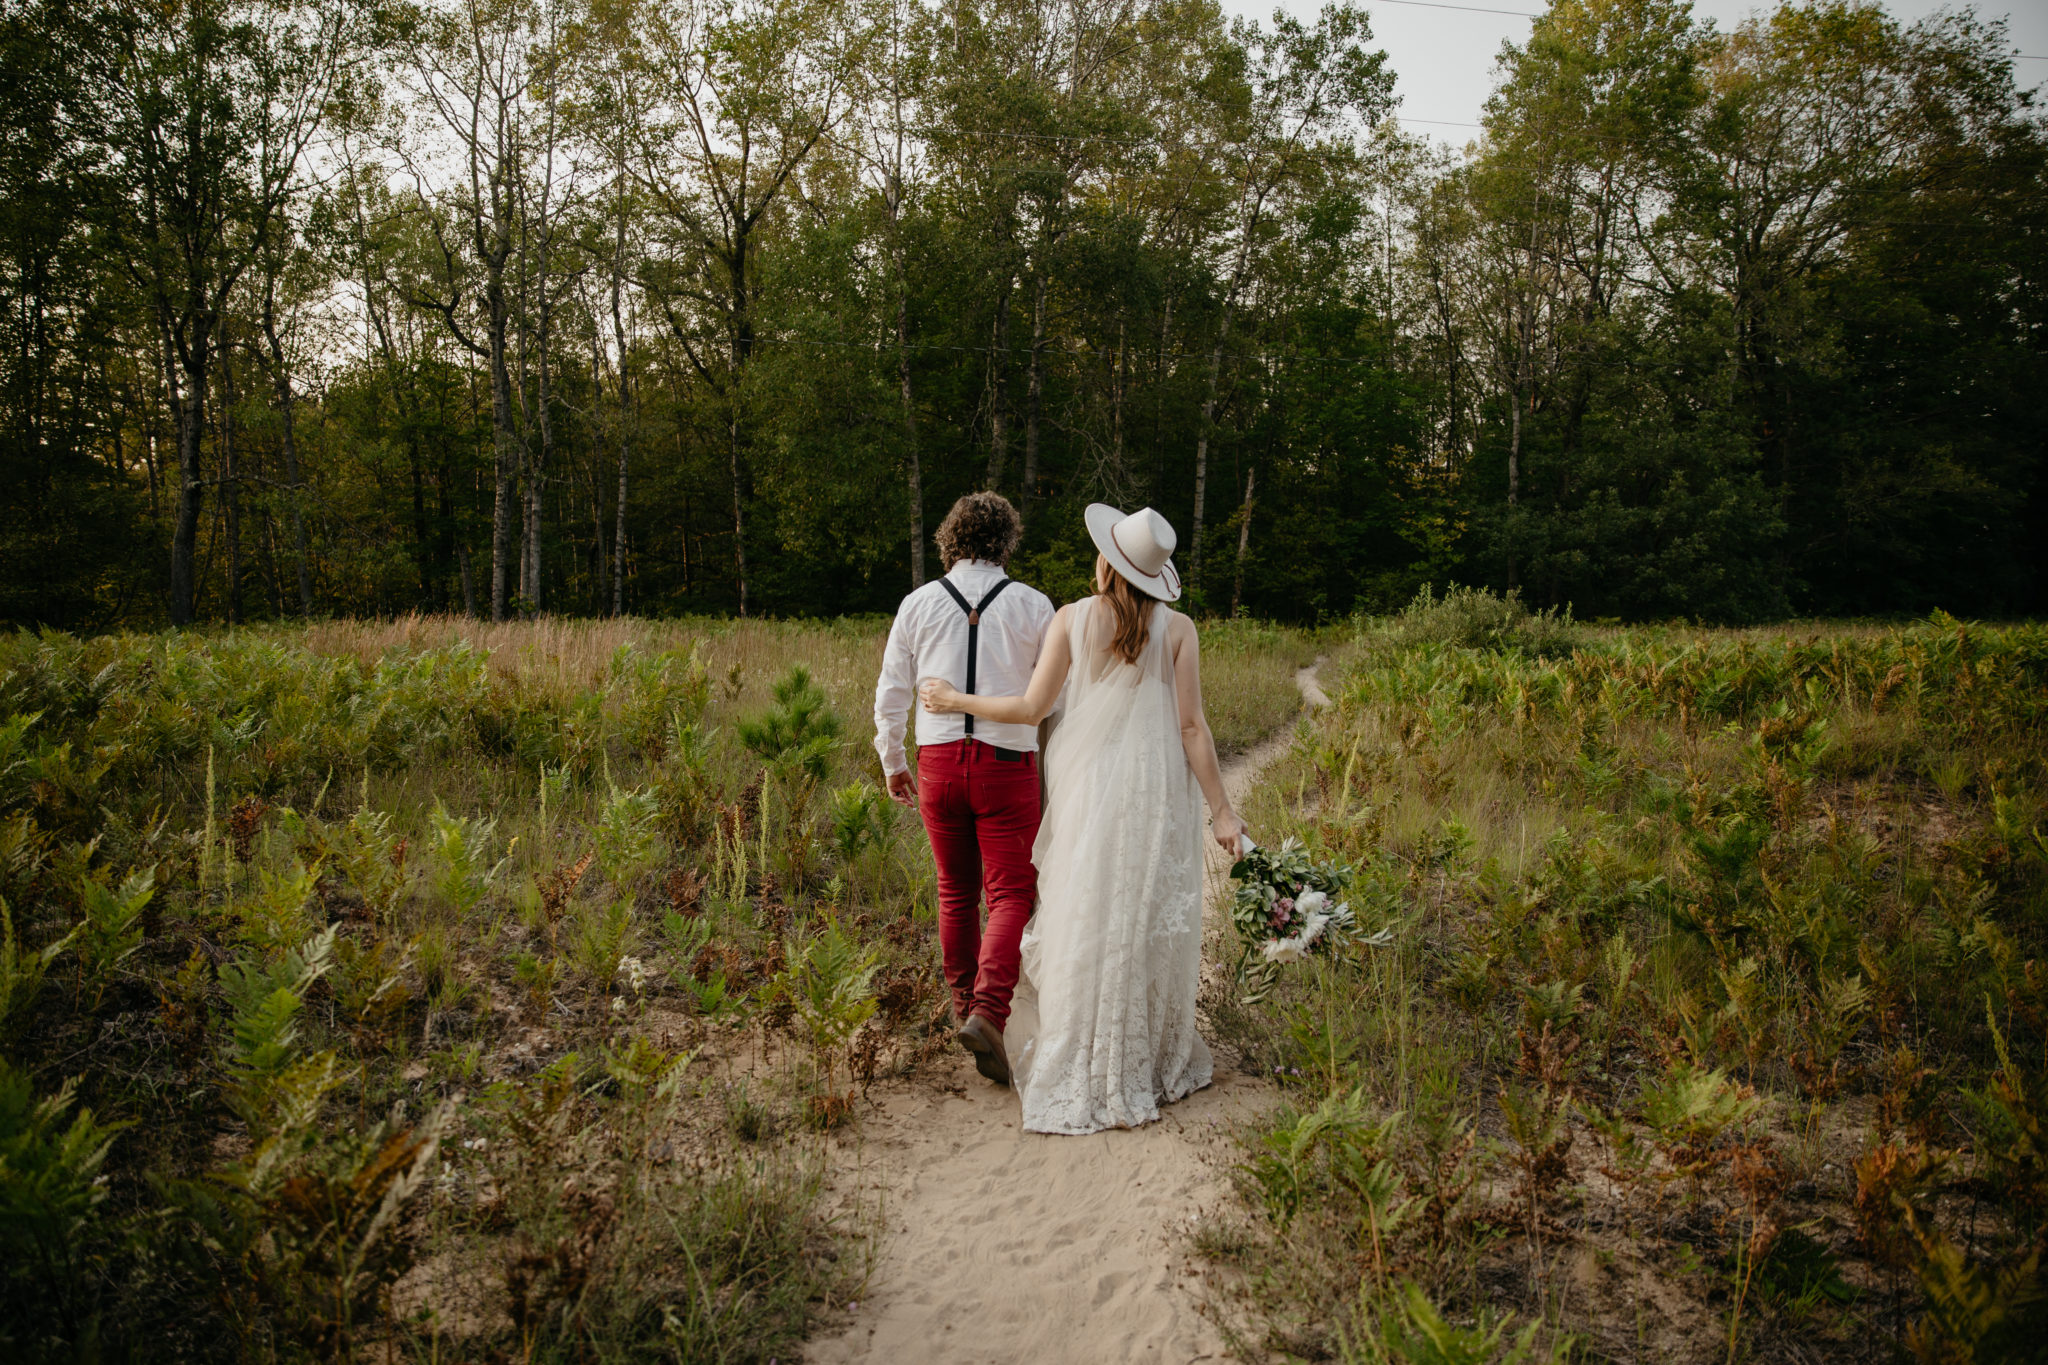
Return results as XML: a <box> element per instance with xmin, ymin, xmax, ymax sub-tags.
<box><xmin>2</xmin><ymin>0</ymin><xmax>2042</xmax><ymax>626</ymax></box>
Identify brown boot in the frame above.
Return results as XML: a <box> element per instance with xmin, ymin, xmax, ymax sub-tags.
<box><xmin>955</xmin><ymin>1013</ymin><xmax>1011</xmax><ymax>1087</ymax></box>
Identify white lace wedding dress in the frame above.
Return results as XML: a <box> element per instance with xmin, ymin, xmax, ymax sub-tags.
<box><xmin>1011</xmin><ymin>597</ymin><xmax>1213</xmax><ymax>1135</ymax></box>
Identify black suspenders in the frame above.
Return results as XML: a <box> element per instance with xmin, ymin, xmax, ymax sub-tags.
<box><xmin>936</xmin><ymin>577</ymin><xmax>1014</xmax><ymax>736</ymax></box>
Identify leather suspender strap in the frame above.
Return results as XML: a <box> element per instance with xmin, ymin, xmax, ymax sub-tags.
<box><xmin>936</xmin><ymin>577</ymin><xmax>1014</xmax><ymax>736</ymax></box>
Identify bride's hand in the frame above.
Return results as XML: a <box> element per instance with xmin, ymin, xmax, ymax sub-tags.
<box><xmin>1211</xmin><ymin>809</ymin><xmax>1246</xmax><ymax>854</ymax></box>
<box><xmin>920</xmin><ymin>678</ymin><xmax>964</xmax><ymax>714</ymax></box>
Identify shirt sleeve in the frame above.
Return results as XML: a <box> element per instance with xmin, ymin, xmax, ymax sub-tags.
<box><xmin>873</xmin><ymin>599</ymin><xmax>918</xmax><ymax>775</ymax></box>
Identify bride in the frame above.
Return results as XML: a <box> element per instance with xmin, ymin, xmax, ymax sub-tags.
<box><xmin>920</xmin><ymin>505</ymin><xmax>1245</xmax><ymax>1134</ymax></box>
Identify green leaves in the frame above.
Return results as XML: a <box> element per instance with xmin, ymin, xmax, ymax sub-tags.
<box><xmin>1640</xmin><ymin>1060</ymin><xmax>1762</xmax><ymax>1159</ymax></box>
<box><xmin>0</xmin><ymin>1061</ymin><xmax>128</xmax><ymax>1333</ymax></box>
<box><xmin>217</xmin><ymin>926</ymin><xmax>341</xmax><ymax>1137</ymax></box>
<box><xmin>0</xmin><ymin>899</ymin><xmax>74</xmax><ymax>1040</ymax></box>
<box><xmin>426</xmin><ymin>801</ymin><xmax>505</xmax><ymax>917</ymax></box>
<box><xmin>1361</xmin><ymin>1280</ymin><xmax>1569</xmax><ymax>1365</ymax></box>
<box><xmin>571</xmin><ymin>896</ymin><xmax>642</xmax><ymax>995</ymax></box>
<box><xmin>593</xmin><ymin>781</ymin><xmax>661</xmax><ymax>886</ymax></box>
<box><xmin>827</xmin><ymin>778</ymin><xmax>893</xmax><ymax>864</ymax></box>
<box><xmin>74</xmin><ymin>867</ymin><xmax>154</xmax><ymax>1007</ymax></box>
<box><xmin>737</xmin><ymin>665</ymin><xmax>844</xmax><ymax>783</ymax></box>
<box><xmin>772</xmin><ymin>913</ymin><xmax>880</xmax><ymax>1072</ymax></box>
<box><xmin>231</xmin><ymin>860</ymin><xmax>321</xmax><ymax>953</ymax></box>
<box><xmin>1250</xmin><ymin>1088</ymin><xmax>1408</xmax><ymax>1233</ymax></box>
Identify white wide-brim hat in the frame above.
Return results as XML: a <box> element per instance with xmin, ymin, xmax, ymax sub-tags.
<box><xmin>1085</xmin><ymin>503</ymin><xmax>1182</xmax><ymax>602</ymax></box>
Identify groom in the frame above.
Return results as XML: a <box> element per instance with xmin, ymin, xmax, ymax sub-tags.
<box><xmin>873</xmin><ymin>492</ymin><xmax>1055</xmax><ymax>1087</ymax></box>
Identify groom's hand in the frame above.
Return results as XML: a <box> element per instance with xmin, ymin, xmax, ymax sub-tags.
<box><xmin>887</xmin><ymin>769</ymin><xmax>918</xmax><ymax>809</ymax></box>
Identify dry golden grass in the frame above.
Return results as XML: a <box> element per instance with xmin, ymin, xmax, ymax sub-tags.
<box><xmin>306</xmin><ymin>611</ymin><xmax>1318</xmax><ymax>759</ymax></box>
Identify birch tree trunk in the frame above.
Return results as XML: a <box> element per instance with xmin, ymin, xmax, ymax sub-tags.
<box><xmin>608</xmin><ymin>163</ymin><xmax>632</xmax><ymax>616</ymax></box>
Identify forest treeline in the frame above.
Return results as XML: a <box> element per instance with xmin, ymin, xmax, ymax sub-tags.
<box><xmin>2</xmin><ymin>0</ymin><xmax>2043</xmax><ymax>627</ymax></box>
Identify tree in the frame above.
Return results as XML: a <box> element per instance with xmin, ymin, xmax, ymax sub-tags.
<box><xmin>107</xmin><ymin>0</ymin><xmax>358</xmax><ymax>624</ymax></box>
<box><xmin>1184</xmin><ymin>1</ymin><xmax>1392</xmax><ymax>595</ymax></box>
<box><xmin>0</xmin><ymin>0</ymin><xmax>154</xmax><ymax>626</ymax></box>
<box><xmin>637</xmin><ymin>0</ymin><xmax>857</xmax><ymax>616</ymax></box>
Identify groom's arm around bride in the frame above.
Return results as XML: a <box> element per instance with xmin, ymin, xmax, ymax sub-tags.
<box><xmin>871</xmin><ymin>493</ymin><xmax>1053</xmax><ymax>1086</ymax></box>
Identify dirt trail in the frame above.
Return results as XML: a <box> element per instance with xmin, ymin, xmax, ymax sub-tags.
<box><xmin>804</xmin><ymin>661</ymin><xmax>1328</xmax><ymax>1365</ymax></box>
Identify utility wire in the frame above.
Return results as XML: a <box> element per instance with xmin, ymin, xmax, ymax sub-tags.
<box><xmin>1367</xmin><ymin>0</ymin><xmax>1539</xmax><ymax>14</ymax></box>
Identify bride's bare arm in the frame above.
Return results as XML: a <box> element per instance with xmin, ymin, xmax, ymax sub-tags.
<box><xmin>1169</xmin><ymin>614</ymin><xmax>1245</xmax><ymax>853</ymax></box>
<box><xmin>919</xmin><ymin>606</ymin><xmax>1074</xmax><ymax>725</ymax></box>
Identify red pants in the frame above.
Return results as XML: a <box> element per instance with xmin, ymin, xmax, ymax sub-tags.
<box><xmin>917</xmin><ymin>739</ymin><xmax>1041</xmax><ymax>1031</ymax></box>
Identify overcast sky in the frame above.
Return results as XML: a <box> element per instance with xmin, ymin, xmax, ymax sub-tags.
<box><xmin>1219</xmin><ymin>0</ymin><xmax>2048</xmax><ymax>145</ymax></box>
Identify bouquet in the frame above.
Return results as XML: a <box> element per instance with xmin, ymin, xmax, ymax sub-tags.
<box><xmin>1228</xmin><ymin>836</ymin><xmax>1365</xmax><ymax>975</ymax></box>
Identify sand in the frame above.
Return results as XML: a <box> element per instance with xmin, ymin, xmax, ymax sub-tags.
<box><xmin>803</xmin><ymin>662</ymin><xmax>1327</xmax><ymax>1365</ymax></box>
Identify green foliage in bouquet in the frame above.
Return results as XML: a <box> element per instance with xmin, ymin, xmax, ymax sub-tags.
<box><xmin>1229</xmin><ymin>837</ymin><xmax>1373</xmax><ymax>1002</ymax></box>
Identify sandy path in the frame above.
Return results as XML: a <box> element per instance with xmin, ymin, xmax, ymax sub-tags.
<box><xmin>805</xmin><ymin>662</ymin><xmax>1328</xmax><ymax>1365</ymax></box>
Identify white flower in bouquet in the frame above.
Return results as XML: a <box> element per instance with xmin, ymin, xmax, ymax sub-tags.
<box><xmin>1295</xmin><ymin>889</ymin><xmax>1328</xmax><ymax>918</ymax></box>
<box><xmin>1262</xmin><ymin>935</ymin><xmax>1310</xmax><ymax>963</ymax></box>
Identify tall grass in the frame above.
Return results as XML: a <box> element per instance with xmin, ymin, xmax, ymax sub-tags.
<box><xmin>0</xmin><ymin>609</ymin><xmax>1315</xmax><ymax>1361</ymax></box>
<box><xmin>1202</xmin><ymin>593</ymin><xmax>2048</xmax><ymax>1364</ymax></box>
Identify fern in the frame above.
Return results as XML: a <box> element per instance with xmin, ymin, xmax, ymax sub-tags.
<box><xmin>426</xmin><ymin>801</ymin><xmax>504</xmax><ymax>916</ymax></box>
<box><xmin>1641</xmin><ymin>1060</ymin><xmax>1763</xmax><ymax>1186</ymax></box>
<box><xmin>571</xmin><ymin>897</ymin><xmax>641</xmax><ymax>994</ymax></box>
<box><xmin>231</xmin><ymin>860</ymin><xmax>320</xmax><ymax>953</ymax></box>
<box><xmin>218</xmin><ymin>927</ymin><xmax>339</xmax><ymax>1134</ymax></box>
<box><xmin>593</xmin><ymin>782</ymin><xmax>661</xmax><ymax>886</ymax></box>
<box><xmin>1351</xmin><ymin>1281</ymin><xmax>1569</xmax><ymax>1365</ymax></box>
<box><xmin>75</xmin><ymin>867</ymin><xmax>154</xmax><ymax>998</ymax></box>
<box><xmin>774</xmin><ymin>915</ymin><xmax>879</xmax><ymax>1086</ymax></box>
<box><xmin>0</xmin><ymin>1061</ymin><xmax>129</xmax><ymax>1334</ymax></box>
<box><xmin>828</xmin><ymin>780</ymin><xmax>892</xmax><ymax>864</ymax></box>
<box><xmin>0</xmin><ymin>899</ymin><xmax>75</xmax><ymax>1039</ymax></box>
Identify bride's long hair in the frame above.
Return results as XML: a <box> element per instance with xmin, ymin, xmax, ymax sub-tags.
<box><xmin>1096</xmin><ymin>555</ymin><xmax>1153</xmax><ymax>665</ymax></box>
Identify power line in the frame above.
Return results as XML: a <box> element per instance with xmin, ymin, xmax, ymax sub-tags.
<box><xmin>1365</xmin><ymin>0</ymin><xmax>2048</xmax><ymax>61</ymax></box>
<box><xmin>1368</xmin><ymin>0</ymin><xmax>1540</xmax><ymax>15</ymax></box>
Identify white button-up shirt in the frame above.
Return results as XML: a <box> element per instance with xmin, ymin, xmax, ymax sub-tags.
<box><xmin>872</xmin><ymin>560</ymin><xmax>1056</xmax><ymax>775</ymax></box>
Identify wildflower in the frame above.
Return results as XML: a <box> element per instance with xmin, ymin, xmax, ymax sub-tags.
<box><xmin>620</xmin><ymin>954</ymin><xmax>648</xmax><ymax>995</ymax></box>
<box><xmin>611</xmin><ymin>995</ymin><xmax>626</xmax><ymax>1014</ymax></box>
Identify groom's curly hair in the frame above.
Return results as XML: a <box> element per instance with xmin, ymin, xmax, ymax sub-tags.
<box><xmin>934</xmin><ymin>492</ymin><xmax>1023</xmax><ymax>570</ymax></box>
